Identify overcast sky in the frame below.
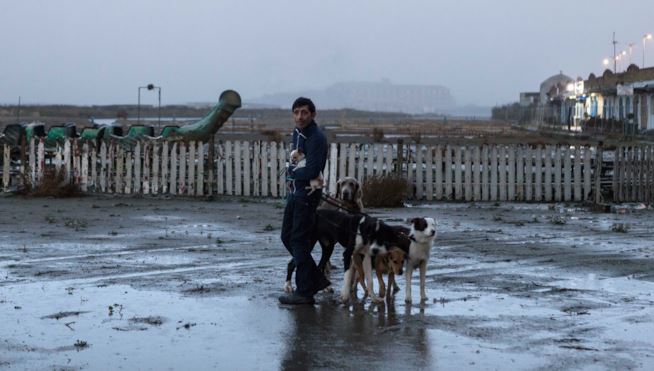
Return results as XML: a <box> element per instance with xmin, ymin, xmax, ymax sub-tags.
<box><xmin>1</xmin><ymin>0</ymin><xmax>652</xmax><ymax>107</ymax></box>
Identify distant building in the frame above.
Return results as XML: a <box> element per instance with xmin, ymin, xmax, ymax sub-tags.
<box><xmin>519</xmin><ymin>92</ymin><xmax>539</xmax><ymax>107</ymax></box>
<box><xmin>251</xmin><ymin>80</ymin><xmax>456</xmax><ymax>114</ymax></box>
<box><xmin>539</xmin><ymin>72</ymin><xmax>574</xmax><ymax>104</ymax></box>
<box><xmin>583</xmin><ymin>65</ymin><xmax>654</xmax><ymax>131</ymax></box>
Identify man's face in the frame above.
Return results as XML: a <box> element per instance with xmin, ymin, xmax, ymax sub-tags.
<box><xmin>293</xmin><ymin>105</ymin><xmax>315</xmax><ymax>129</ymax></box>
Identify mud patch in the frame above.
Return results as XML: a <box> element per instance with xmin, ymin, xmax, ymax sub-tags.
<box><xmin>41</xmin><ymin>311</ymin><xmax>90</xmax><ymax>320</ymax></box>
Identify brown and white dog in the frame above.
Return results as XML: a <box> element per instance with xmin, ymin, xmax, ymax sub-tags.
<box><xmin>346</xmin><ymin>218</ymin><xmax>411</xmax><ymax>303</ymax></box>
<box><xmin>404</xmin><ymin>217</ymin><xmax>437</xmax><ymax>304</ymax></box>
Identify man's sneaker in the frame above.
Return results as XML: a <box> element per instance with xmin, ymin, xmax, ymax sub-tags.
<box><xmin>278</xmin><ymin>292</ymin><xmax>315</xmax><ymax>305</ymax></box>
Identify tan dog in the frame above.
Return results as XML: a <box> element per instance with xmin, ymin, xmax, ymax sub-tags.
<box><xmin>290</xmin><ymin>149</ymin><xmax>323</xmax><ymax>195</ymax></box>
<box><xmin>375</xmin><ymin>248</ymin><xmax>405</xmax><ymax>299</ymax></box>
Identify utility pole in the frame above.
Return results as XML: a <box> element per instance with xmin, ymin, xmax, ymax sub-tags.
<box><xmin>612</xmin><ymin>32</ymin><xmax>618</xmax><ymax>73</ymax></box>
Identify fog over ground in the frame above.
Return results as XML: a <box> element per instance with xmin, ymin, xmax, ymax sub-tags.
<box><xmin>0</xmin><ymin>0</ymin><xmax>651</xmax><ymax>107</ymax></box>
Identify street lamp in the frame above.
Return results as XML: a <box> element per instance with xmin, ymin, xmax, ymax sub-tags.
<box><xmin>137</xmin><ymin>83</ymin><xmax>162</xmax><ymax>127</ymax></box>
<box><xmin>602</xmin><ymin>58</ymin><xmax>610</xmax><ymax>68</ymax></box>
<box><xmin>644</xmin><ymin>33</ymin><xmax>653</xmax><ymax>68</ymax></box>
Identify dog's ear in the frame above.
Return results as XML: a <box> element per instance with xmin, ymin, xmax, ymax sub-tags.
<box><xmin>336</xmin><ymin>179</ymin><xmax>342</xmax><ymax>197</ymax></box>
<box><xmin>355</xmin><ymin>181</ymin><xmax>363</xmax><ymax>200</ymax></box>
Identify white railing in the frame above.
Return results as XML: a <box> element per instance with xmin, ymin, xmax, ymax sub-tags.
<box><xmin>2</xmin><ymin>139</ymin><xmax>653</xmax><ymax>203</ymax></box>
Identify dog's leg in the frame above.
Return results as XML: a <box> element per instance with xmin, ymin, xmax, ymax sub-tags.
<box><xmin>340</xmin><ymin>268</ymin><xmax>353</xmax><ymax>303</ymax></box>
<box><xmin>387</xmin><ymin>272</ymin><xmax>396</xmax><ymax>298</ymax></box>
<box><xmin>363</xmin><ymin>255</ymin><xmax>381</xmax><ymax>303</ymax></box>
<box><xmin>376</xmin><ymin>267</ymin><xmax>386</xmax><ymax>299</ymax></box>
<box><xmin>419</xmin><ymin>260</ymin><xmax>428</xmax><ymax>302</ymax></box>
<box><xmin>392</xmin><ymin>278</ymin><xmax>401</xmax><ymax>294</ymax></box>
<box><xmin>317</xmin><ymin>241</ymin><xmax>335</xmax><ymax>293</ymax></box>
<box><xmin>284</xmin><ymin>258</ymin><xmax>295</xmax><ymax>293</ymax></box>
<box><xmin>405</xmin><ymin>262</ymin><xmax>414</xmax><ymax>304</ymax></box>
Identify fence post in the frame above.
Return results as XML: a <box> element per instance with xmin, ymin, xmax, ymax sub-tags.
<box><xmin>396</xmin><ymin>139</ymin><xmax>404</xmax><ymax>176</ymax></box>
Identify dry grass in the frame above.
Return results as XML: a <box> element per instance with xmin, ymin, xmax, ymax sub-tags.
<box><xmin>371</xmin><ymin>127</ymin><xmax>385</xmax><ymax>142</ymax></box>
<box><xmin>362</xmin><ymin>174</ymin><xmax>408</xmax><ymax>207</ymax></box>
<box><xmin>20</xmin><ymin>167</ymin><xmax>83</xmax><ymax>198</ymax></box>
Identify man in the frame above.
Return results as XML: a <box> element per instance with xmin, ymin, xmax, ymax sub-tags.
<box><xmin>279</xmin><ymin>97</ymin><xmax>329</xmax><ymax>305</ymax></box>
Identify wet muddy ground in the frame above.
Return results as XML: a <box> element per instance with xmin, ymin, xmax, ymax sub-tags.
<box><xmin>1</xmin><ymin>195</ymin><xmax>653</xmax><ymax>370</ymax></box>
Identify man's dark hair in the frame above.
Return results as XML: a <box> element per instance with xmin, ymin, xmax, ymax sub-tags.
<box><xmin>292</xmin><ymin>97</ymin><xmax>316</xmax><ymax>113</ymax></box>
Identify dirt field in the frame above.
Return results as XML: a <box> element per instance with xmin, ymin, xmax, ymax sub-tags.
<box><xmin>1</xmin><ymin>195</ymin><xmax>653</xmax><ymax>370</ymax></box>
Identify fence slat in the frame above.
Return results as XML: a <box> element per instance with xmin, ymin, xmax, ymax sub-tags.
<box><xmin>241</xmin><ymin>141</ymin><xmax>249</xmax><ymax>197</ymax></box>
<box><xmin>340</xmin><ymin>143</ymin><xmax>347</xmax><ymax>182</ymax></box>
<box><xmin>278</xmin><ymin>142</ymin><xmax>287</xmax><ymax>198</ymax></box>
<box><xmin>544</xmin><ymin>145</ymin><xmax>552</xmax><ymax>201</ymax></box>
<box><xmin>36</xmin><ymin>139</ymin><xmax>45</xmax><ymax>185</ymax></box>
<box><xmin>108</xmin><ymin>143</ymin><xmax>116</xmax><ymax>193</ymax></box>
<box><xmin>63</xmin><ymin>140</ymin><xmax>71</xmax><ymax>184</ymax></box>
<box><xmin>367</xmin><ymin>144</ymin><xmax>375</xmax><ymax>178</ymax></box>
<box><xmin>2</xmin><ymin>145</ymin><xmax>9</xmax><ymax>191</ymax></box>
<box><xmin>224</xmin><ymin>141</ymin><xmax>232</xmax><ymax>195</ymax></box>
<box><xmin>178</xmin><ymin>142</ymin><xmax>186</xmax><ymax>195</ymax></box>
<box><xmin>564</xmin><ymin>146</ymin><xmax>572</xmax><ymax>201</ymax></box>
<box><xmin>161</xmin><ymin>141</ymin><xmax>169</xmax><ymax>194</ymax></box>
<box><xmin>232</xmin><ymin>141</ymin><xmax>240</xmax><ymax>196</ymax></box>
<box><xmin>197</xmin><ymin>141</ymin><xmax>205</xmax><ymax>196</ymax></box>
<box><xmin>452</xmin><ymin>146</ymin><xmax>461</xmax><ymax>200</ymax></box>
<box><xmin>444</xmin><ymin>145</ymin><xmax>453</xmax><ymax>200</ymax></box>
<box><xmin>473</xmin><ymin>146</ymin><xmax>481</xmax><ymax>201</ymax></box>
<box><xmin>464</xmin><ymin>146</ymin><xmax>472</xmax><ymax>201</ymax></box>
<box><xmin>426</xmin><ymin>146</ymin><xmax>434</xmax><ymax>201</ymax></box>
<box><xmin>515</xmin><ymin>146</ymin><xmax>523</xmax><ymax>201</ymax></box>
<box><xmin>435</xmin><ymin>145</ymin><xmax>443</xmax><ymax>200</ymax></box>
<box><xmin>534</xmin><ymin>146</ymin><xmax>542</xmax><ymax>201</ymax></box>
<box><xmin>384</xmin><ymin>143</ymin><xmax>393</xmax><ymax>176</ymax></box>
<box><xmin>133</xmin><ymin>142</ymin><xmax>141</xmax><ymax>194</ymax></box>
<box><xmin>124</xmin><ymin>146</ymin><xmax>132</xmax><ymax>194</ymax></box>
<box><xmin>329</xmin><ymin>142</ymin><xmax>338</xmax><ymax>194</ymax></box>
<box><xmin>29</xmin><ymin>138</ymin><xmax>37</xmax><ymax>185</ymax></box>
<box><xmin>217</xmin><ymin>142</ymin><xmax>225</xmax><ymax>195</ymax></box>
<box><xmin>270</xmin><ymin>142</ymin><xmax>278</xmax><ymax>197</ymax></box>
<box><xmin>187</xmin><ymin>141</ymin><xmax>196</xmax><ymax>196</ymax></box>
<box><xmin>508</xmin><ymin>145</ymin><xmax>516</xmax><ymax>201</ymax></box>
<box><xmin>143</xmin><ymin>142</ymin><xmax>151</xmax><ymax>195</ymax></box>
<box><xmin>260</xmin><ymin>142</ymin><xmax>268</xmax><ymax>197</ymax></box>
<box><xmin>170</xmin><ymin>143</ymin><xmax>178</xmax><ymax>195</ymax></box>
<box><xmin>347</xmin><ymin>143</ymin><xmax>356</xmax><ymax>178</ymax></box>
<box><xmin>253</xmin><ymin>141</ymin><xmax>260</xmax><ymax>197</ymax></box>
<box><xmin>524</xmin><ymin>147</ymin><xmax>532</xmax><ymax>201</ymax></box>
<box><xmin>357</xmin><ymin>144</ymin><xmax>365</xmax><ymax>185</ymax></box>
<box><xmin>116</xmin><ymin>147</ymin><xmax>124</xmax><ymax>194</ymax></box>
<box><xmin>574</xmin><ymin>146</ymin><xmax>582</xmax><ymax>201</ymax></box>
<box><xmin>554</xmin><ymin>146</ymin><xmax>562</xmax><ymax>201</ymax></box>
<box><xmin>152</xmin><ymin>142</ymin><xmax>159</xmax><ymax>195</ymax></box>
<box><xmin>416</xmin><ymin>145</ymin><xmax>424</xmax><ymax>200</ymax></box>
<box><xmin>481</xmin><ymin>146</ymin><xmax>489</xmax><ymax>201</ymax></box>
<box><xmin>490</xmin><ymin>145</ymin><xmax>498</xmax><ymax>201</ymax></box>
<box><xmin>499</xmin><ymin>146</ymin><xmax>507</xmax><ymax>201</ymax></box>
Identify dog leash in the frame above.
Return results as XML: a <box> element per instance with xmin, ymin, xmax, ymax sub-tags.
<box><xmin>318</xmin><ymin>194</ymin><xmax>414</xmax><ymax>243</ymax></box>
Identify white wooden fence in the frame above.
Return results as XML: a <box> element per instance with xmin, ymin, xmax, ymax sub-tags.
<box><xmin>2</xmin><ymin>138</ymin><xmax>653</xmax><ymax>203</ymax></box>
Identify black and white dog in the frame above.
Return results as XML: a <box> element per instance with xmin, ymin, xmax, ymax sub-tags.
<box><xmin>403</xmin><ymin>217</ymin><xmax>437</xmax><ymax>303</ymax></box>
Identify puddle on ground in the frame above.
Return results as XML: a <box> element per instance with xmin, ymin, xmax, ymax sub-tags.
<box><xmin>0</xmin><ymin>282</ymin><xmax>290</xmax><ymax>370</ymax></box>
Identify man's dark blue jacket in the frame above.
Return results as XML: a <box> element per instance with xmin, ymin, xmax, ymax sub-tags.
<box><xmin>289</xmin><ymin>121</ymin><xmax>327</xmax><ymax>194</ymax></box>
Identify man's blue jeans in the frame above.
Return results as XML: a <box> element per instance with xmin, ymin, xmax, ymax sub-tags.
<box><xmin>281</xmin><ymin>190</ymin><xmax>324</xmax><ymax>298</ymax></box>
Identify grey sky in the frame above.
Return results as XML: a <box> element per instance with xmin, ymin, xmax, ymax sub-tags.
<box><xmin>1</xmin><ymin>0</ymin><xmax>652</xmax><ymax>107</ymax></box>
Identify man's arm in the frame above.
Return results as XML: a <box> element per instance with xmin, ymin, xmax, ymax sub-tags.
<box><xmin>292</xmin><ymin>135</ymin><xmax>326</xmax><ymax>181</ymax></box>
